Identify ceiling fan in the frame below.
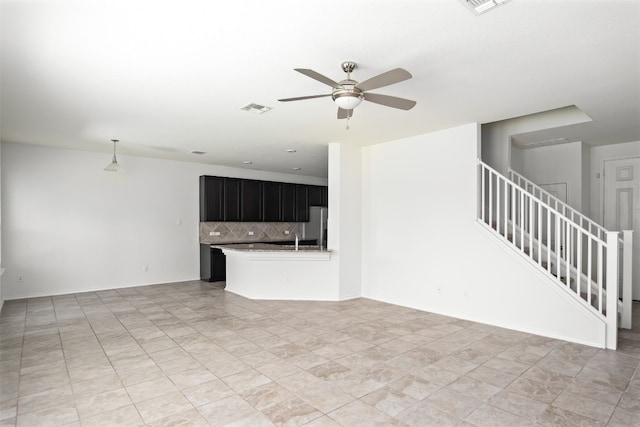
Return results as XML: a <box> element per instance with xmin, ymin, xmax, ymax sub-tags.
<box><xmin>278</xmin><ymin>61</ymin><xmax>416</xmax><ymax>120</ymax></box>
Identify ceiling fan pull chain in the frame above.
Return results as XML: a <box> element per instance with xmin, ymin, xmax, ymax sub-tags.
<box><xmin>346</xmin><ymin>116</ymin><xmax>350</xmax><ymax>130</ymax></box>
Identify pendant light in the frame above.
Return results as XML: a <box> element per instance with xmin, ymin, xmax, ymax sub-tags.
<box><xmin>104</xmin><ymin>139</ymin><xmax>121</xmax><ymax>172</ymax></box>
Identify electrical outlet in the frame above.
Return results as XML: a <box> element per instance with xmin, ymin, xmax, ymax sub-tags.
<box><xmin>143</xmin><ymin>265</ymin><xmax>149</xmax><ymax>272</ymax></box>
<box><xmin>248</xmin><ymin>231</ymin><xmax>255</xmax><ymax>236</ymax></box>
<box><xmin>18</xmin><ymin>275</ymin><xmax>23</xmax><ymax>283</ymax></box>
<box><xmin>176</xmin><ymin>218</ymin><xmax>182</xmax><ymax>226</ymax></box>
<box><xmin>464</xmin><ymin>290</ymin><xmax>470</xmax><ymax>298</ymax></box>
<box><xmin>209</xmin><ymin>231</ymin><xmax>221</xmax><ymax>236</ymax></box>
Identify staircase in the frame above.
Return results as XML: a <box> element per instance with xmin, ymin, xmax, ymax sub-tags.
<box><xmin>477</xmin><ymin>160</ymin><xmax>634</xmax><ymax>350</ymax></box>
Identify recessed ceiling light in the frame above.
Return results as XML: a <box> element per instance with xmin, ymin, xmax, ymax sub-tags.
<box><xmin>190</xmin><ymin>150</ymin><xmax>206</xmax><ymax>155</ymax></box>
<box><xmin>243</xmin><ymin>161</ymin><xmax>253</xmax><ymax>165</ymax></box>
<box><xmin>286</xmin><ymin>149</ymin><xmax>297</xmax><ymax>153</ymax></box>
<box><xmin>240</xmin><ymin>103</ymin><xmax>273</xmax><ymax>114</ymax></box>
<box><xmin>292</xmin><ymin>167</ymin><xmax>301</xmax><ymax>171</ymax></box>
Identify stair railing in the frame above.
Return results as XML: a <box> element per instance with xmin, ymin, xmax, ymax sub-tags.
<box><xmin>508</xmin><ymin>168</ymin><xmax>606</xmax><ymax>240</ymax></box>
<box><xmin>478</xmin><ymin>160</ymin><xmax>619</xmax><ymax>349</ymax></box>
<box><xmin>508</xmin><ymin>167</ymin><xmax>633</xmax><ymax>330</ymax></box>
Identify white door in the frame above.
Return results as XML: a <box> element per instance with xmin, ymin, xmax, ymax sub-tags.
<box><xmin>604</xmin><ymin>157</ymin><xmax>640</xmax><ymax>299</ymax></box>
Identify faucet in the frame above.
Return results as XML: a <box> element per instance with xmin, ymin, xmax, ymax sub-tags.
<box><xmin>294</xmin><ymin>233</ymin><xmax>299</xmax><ymax>251</ymax></box>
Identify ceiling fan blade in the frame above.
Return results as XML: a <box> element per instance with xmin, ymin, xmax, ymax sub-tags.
<box><xmin>337</xmin><ymin>108</ymin><xmax>353</xmax><ymax>120</ymax></box>
<box><xmin>356</xmin><ymin>68</ymin><xmax>412</xmax><ymax>92</ymax></box>
<box><xmin>278</xmin><ymin>94</ymin><xmax>331</xmax><ymax>102</ymax></box>
<box><xmin>295</xmin><ymin>69</ymin><xmax>342</xmax><ymax>89</ymax></box>
<box><xmin>364</xmin><ymin>93</ymin><xmax>416</xmax><ymax>110</ymax></box>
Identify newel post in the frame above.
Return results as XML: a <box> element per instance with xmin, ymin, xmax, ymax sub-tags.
<box><xmin>605</xmin><ymin>231</ymin><xmax>619</xmax><ymax>350</ymax></box>
<box><xmin>621</xmin><ymin>230</ymin><xmax>634</xmax><ymax>329</ymax></box>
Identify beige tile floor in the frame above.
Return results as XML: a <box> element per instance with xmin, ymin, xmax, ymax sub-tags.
<box><xmin>1</xmin><ymin>280</ymin><xmax>639</xmax><ymax>426</ymax></box>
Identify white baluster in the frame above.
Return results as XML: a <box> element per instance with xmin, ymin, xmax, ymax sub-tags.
<box><xmin>587</xmin><ymin>236</ymin><xmax>593</xmax><ymax>305</ymax></box>
<box><xmin>488</xmin><ymin>170</ymin><xmax>493</xmax><ymax>228</ymax></box>
<box><xmin>556</xmin><ymin>214</ymin><xmax>562</xmax><ymax>284</ymax></box>
<box><xmin>480</xmin><ymin>164</ymin><xmax>486</xmax><ymax>223</ymax></box>
<box><xmin>597</xmin><ymin>243</ymin><xmax>603</xmax><ymax>314</ymax></box>
<box><xmin>576</xmin><ymin>229</ymin><xmax>582</xmax><ymax>299</ymax></box>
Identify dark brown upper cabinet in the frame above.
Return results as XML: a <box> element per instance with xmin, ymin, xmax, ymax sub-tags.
<box><xmin>199</xmin><ymin>176</ymin><xmax>224</xmax><ymax>222</ymax></box>
<box><xmin>295</xmin><ymin>184</ymin><xmax>309</xmax><ymax>222</ymax></box>
<box><xmin>240</xmin><ymin>179</ymin><xmax>263</xmax><ymax>222</ymax></box>
<box><xmin>281</xmin><ymin>183</ymin><xmax>296</xmax><ymax>222</ymax></box>
<box><xmin>308</xmin><ymin>185</ymin><xmax>328</xmax><ymax>207</ymax></box>
<box><xmin>224</xmin><ymin>178</ymin><xmax>241</xmax><ymax>221</ymax></box>
<box><xmin>200</xmin><ymin>175</ymin><xmax>327</xmax><ymax>223</ymax></box>
<box><xmin>262</xmin><ymin>181</ymin><xmax>282</xmax><ymax>222</ymax></box>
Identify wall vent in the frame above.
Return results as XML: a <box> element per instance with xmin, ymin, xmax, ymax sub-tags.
<box><xmin>240</xmin><ymin>103</ymin><xmax>273</xmax><ymax>114</ymax></box>
<box><xmin>460</xmin><ymin>0</ymin><xmax>512</xmax><ymax>15</ymax></box>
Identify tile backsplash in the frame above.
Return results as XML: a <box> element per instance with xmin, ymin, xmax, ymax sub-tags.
<box><xmin>199</xmin><ymin>222</ymin><xmax>303</xmax><ymax>244</ymax></box>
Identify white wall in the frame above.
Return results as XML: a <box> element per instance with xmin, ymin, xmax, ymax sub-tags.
<box><xmin>361</xmin><ymin>123</ymin><xmax>606</xmax><ymax>347</ymax></box>
<box><xmin>482</xmin><ymin>105</ymin><xmax>592</xmax><ymax>175</ymax></box>
<box><xmin>581</xmin><ymin>144</ymin><xmax>591</xmax><ymax>218</ymax></box>
<box><xmin>1</xmin><ymin>142</ymin><xmax>326</xmax><ymax>300</ymax></box>
<box><xmin>510</xmin><ymin>145</ymin><xmax>524</xmax><ymax>174</ymax></box>
<box><xmin>328</xmin><ymin>142</ymin><xmax>361</xmax><ymax>300</ymax></box>
<box><xmin>514</xmin><ymin>141</ymin><xmax>584</xmax><ymax>211</ymax></box>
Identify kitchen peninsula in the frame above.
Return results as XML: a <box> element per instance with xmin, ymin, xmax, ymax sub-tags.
<box><xmin>219</xmin><ymin>243</ymin><xmax>335</xmax><ymax>301</ymax></box>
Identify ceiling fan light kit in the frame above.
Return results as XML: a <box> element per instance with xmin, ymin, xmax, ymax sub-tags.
<box><xmin>278</xmin><ymin>61</ymin><xmax>416</xmax><ymax>122</ymax></box>
<box><xmin>332</xmin><ymin>89</ymin><xmax>364</xmax><ymax>110</ymax></box>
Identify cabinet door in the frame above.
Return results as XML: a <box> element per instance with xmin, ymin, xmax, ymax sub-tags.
<box><xmin>200</xmin><ymin>244</ymin><xmax>212</xmax><ymax>281</ymax></box>
<box><xmin>281</xmin><ymin>183</ymin><xmax>296</xmax><ymax>222</ymax></box>
<box><xmin>210</xmin><ymin>248</ymin><xmax>226</xmax><ymax>282</ymax></box>
<box><xmin>295</xmin><ymin>184</ymin><xmax>309</xmax><ymax>222</ymax></box>
<box><xmin>308</xmin><ymin>185</ymin><xmax>329</xmax><ymax>207</ymax></box>
<box><xmin>241</xmin><ymin>179</ymin><xmax>263</xmax><ymax>221</ymax></box>
<box><xmin>262</xmin><ymin>181</ymin><xmax>282</xmax><ymax>222</ymax></box>
<box><xmin>224</xmin><ymin>178</ymin><xmax>241</xmax><ymax>221</ymax></box>
<box><xmin>308</xmin><ymin>185</ymin><xmax>321</xmax><ymax>206</ymax></box>
<box><xmin>200</xmin><ymin>176</ymin><xmax>224</xmax><ymax>221</ymax></box>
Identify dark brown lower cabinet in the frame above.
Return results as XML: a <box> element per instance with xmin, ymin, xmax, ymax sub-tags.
<box><xmin>200</xmin><ymin>244</ymin><xmax>226</xmax><ymax>282</ymax></box>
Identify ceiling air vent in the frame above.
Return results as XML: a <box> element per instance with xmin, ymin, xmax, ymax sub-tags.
<box><xmin>460</xmin><ymin>0</ymin><xmax>512</xmax><ymax>15</ymax></box>
<box><xmin>240</xmin><ymin>103</ymin><xmax>273</xmax><ymax>114</ymax></box>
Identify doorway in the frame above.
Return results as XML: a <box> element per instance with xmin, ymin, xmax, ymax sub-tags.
<box><xmin>604</xmin><ymin>157</ymin><xmax>640</xmax><ymax>300</ymax></box>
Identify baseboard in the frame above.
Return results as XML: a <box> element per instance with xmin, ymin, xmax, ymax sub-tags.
<box><xmin>2</xmin><ymin>277</ymin><xmax>202</xmax><ymax>301</ymax></box>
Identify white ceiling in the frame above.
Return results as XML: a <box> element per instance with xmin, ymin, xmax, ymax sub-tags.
<box><xmin>2</xmin><ymin>0</ymin><xmax>639</xmax><ymax>177</ymax></box>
